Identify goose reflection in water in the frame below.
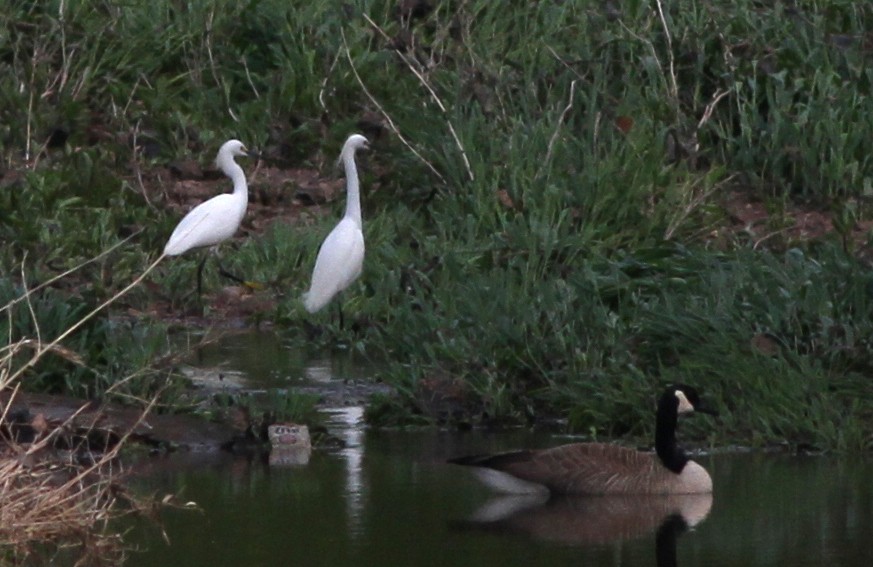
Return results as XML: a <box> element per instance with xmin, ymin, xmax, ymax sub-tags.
<box><xmin>457</xmin><ymin>493</ymin><xmax>712</xmax><ymax>567</ymax></box>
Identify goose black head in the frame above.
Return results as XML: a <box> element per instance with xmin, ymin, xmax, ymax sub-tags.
<box><xmin>664</xmin><ymin>385</ymin><xmax>718</xmax><ymax>417</ymax></box>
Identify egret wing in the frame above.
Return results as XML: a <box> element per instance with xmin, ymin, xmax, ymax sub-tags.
<box><xmin>164</xmin><ymin>195</ymin><xmax>241</xmax><ymax>255</ymax></box>
<box><xmin>303</xmin><ymin>219</ymin><xmax>365</xmax><ymax>312</ymax></box>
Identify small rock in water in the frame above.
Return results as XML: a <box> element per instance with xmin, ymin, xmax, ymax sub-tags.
<box><xmin>268</xmin><ymin>423</ymin><xmax>312</xmax><ymax>466</ymax></box>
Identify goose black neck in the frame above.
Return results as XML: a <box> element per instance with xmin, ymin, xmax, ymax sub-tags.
<box><xmin>655</xmin><ymin>514</ymin><xmax>689</xmax><ymax>567</ymax></box>
<box><xmin>655</xmin><ymin>393</ymin><xmax>689</xmax><ymax>474</ymax></box>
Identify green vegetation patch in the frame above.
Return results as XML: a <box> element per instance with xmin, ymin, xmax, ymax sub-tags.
<box><xmin>2</xmin><ymin>1</ymin><xmax>873</xmax><ymax>451</ymax></box>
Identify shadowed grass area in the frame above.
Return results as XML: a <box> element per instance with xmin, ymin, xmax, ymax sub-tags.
<box><xmin>2</xmin><ymin>1</ymin><xmax>873</xmax><ymax>452</ymax></box>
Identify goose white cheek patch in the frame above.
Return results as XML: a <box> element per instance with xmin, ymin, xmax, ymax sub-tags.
<box><xmin>675</xmin><ymin>390</ymin><xmax>694</xmax><ymax>414</ymax></box>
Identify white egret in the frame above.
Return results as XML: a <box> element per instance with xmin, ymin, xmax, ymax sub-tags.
<box><xmin>303</xmin><ymin>134</ymin><xmax>370</xmax><ymax>323</ymax></box>
<box><xmin>163</xmin><ymin>139</ymin><xmax>251</xmax><ymax>298</ymax></box>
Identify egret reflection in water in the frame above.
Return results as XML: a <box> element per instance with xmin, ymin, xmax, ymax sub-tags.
<box><xmin>456</xmin><ymin>492</ymin><xmax>712</xmax><ymax>566</ymax></box>
<box><xmin>322</xmin><ymin>406</ymin><xmax>366</xmax><ymax>537</ymax></box>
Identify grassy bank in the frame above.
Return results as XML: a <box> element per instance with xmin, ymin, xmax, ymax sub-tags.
<box><xmin>2</xmin><ymin>1</ymin><xmax>873</xmax><ymax>451</ymax></box>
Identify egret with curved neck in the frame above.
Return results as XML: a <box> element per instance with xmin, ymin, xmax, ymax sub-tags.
<box><xmin>449</xmin><ymin>385</ymin><xmax>717</xmax><ymax>495</ymax></box>
<box><xmin>303</xmin><ymin>134</ymin><xmax>369</xmax><ymax>323</ymax></box>
<box><xmin>163</xmin><ymin>139</ymin><xmax>251</xmax><ymax>299</ymax></box>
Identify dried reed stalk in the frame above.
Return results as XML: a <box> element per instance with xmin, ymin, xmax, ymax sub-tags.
<box><xmin>0</xmin><ymin>248</ymin><xmax>167</xmax><ymax>564</ymax></box>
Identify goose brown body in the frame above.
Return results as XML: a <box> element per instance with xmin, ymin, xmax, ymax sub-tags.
<box><xmin>455</xmin><ymin>443</ymin><xmax>711</xmax><ymax>495</ymax></box>
<box><xmin>450</xmin><ymin>385</ymin><xmax>715</xmax><ymax>496</ymax></box>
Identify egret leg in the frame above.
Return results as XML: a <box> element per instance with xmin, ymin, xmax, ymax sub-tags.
<box><xmin>337</xmin><ymin>300</ymin><xmax>345</xmax><ymax>331</ymax></box>
<box><xmin>216</xmin><ymin>261</ymin><xmax>247</xmax><ymax>286</ymax></box>
<box><xmin>210</xmin><ymin>246</ymin><xmax>262</xmax><ymax>290</ymax></box>
<box><xmin>196</xmin><ymin>255</ymin><xmax>208</xmax><ymax>303</ymax></box>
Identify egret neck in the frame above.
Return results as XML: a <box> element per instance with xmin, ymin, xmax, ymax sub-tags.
<box><xmin>341</xmin><ymin>146</ymin><xmax>362</xmax><ymax>228</ymax></box>
<box><xmin>220</xmin><ymin>152</ymin><xmax>248</xmax><ymax>202</ymax></box>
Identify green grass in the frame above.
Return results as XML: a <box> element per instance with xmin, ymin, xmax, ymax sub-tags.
<box><xmin>2</xmin><ymin>1</ymin><xmax>873</xmax><ymax>450</ymax></box>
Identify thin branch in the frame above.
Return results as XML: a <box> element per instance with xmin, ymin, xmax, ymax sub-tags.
<box><xmin>130</xmin><ymin>120</ymin><xmax>156</xmax><ymax>210</ymax></box>
<box><xmin>0</xmin><ymin>231</ymin><xmax>142</xmax><ymax>316</ymax></box>
<box><xmin>540</xmin><ymin>79</ymin><xmax>578</xmax><ymax>179</ymax></box>
<box><xmin>361</xmin><ymin>14</ymin><xmax>474</xmax><ymax>182</ymax></box>
<box><xmin>617</xmin><ymin>19</ymin><xmax>672</xmax><ymax>108</ymax></box>
<box><xmin>204</xmin><ymin>7</ymin><xmax>238</xmax><ymax>122</ymax></box>
<box><xmin>5</xmin><ymin>254</ymin><xmax>165</xmax><ymax>386</ymax></box>
<box><xmin>665</xmin><ymin>173</ymin><xmax>737</xmax><ymax>240</ymax></box>
<box><xmin>240</xmin><ymin>55</ymin><xmax>260</xmax><ymax>99</ymax></box>
<box><xmin>25</xmin><ymin>66</ymin><xmax>35</xmax><ymax>164</ymax></box>
<box><xmin>318</xmin><ymin>50</ymin><xmax>342</xmax><ymax>114</ymax></box>
<box><xmin>19</xmin><ymin>256</ymin><xmax>42</xmax><ymax>351</ymax></box>
<box><xmin>340</xmin><ymin>29</ymin><xmax>445</xmax><ymax>183</ymax></box>
<box><xmin>654</xmin><ymin>0</ymin><xmax>678</xmax><ymax>103</ymax></box>
<box><xmin>695</xmin><ymin>89</ymin><xmax>731</xmax><ymax>133</ymax></box>
<box><xmin>545</xmin><ymin>45</ymin><xmax>585</xmax><ymax>82</ymax></box>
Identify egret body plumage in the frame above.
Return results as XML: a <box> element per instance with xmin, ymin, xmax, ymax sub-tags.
<box><xmin>164</xmin><ymin>139</ymin><xmax>250</xmax><ymax>256</ymax></box>
<box><xmin>163</xmin><ymin>139</ymin><xmax>251</xmax><ymax>297</ymax></box>
<box><xmin>303</xmin><ymin>134</ymin><xmax>369</xmax><ymax>315</ymax></box>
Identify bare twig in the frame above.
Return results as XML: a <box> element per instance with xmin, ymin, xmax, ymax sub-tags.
<box><xmin>697</xmin><ymin>89</ymin><xmax>731</xmax><ymax>131</ymax></box>
<box><xmin>545</xmin><ymin>45</ymin><xmax>585</xmax><ymax>82</ymax></box>
<box><xmin>617</xmin><ymin>19</ymin><xmax>672</xmax><ymax>108</ymax></box>
<box><xmin>130</xmin><ymin>120</ymin><xmax>157</xmax><ymax>210</ymax></box>
<box><xmin>0</xmin><ymin>231</ymin><xmax>141</xmax><ymax>317</ymax></box>
<box><xmin>593</xmin><ymin>111</ymin><xmax>602</xmax><ymax>148</ymax></box>
<box><xmin>25</xmin><ymin>73</ymin><xmax>35</xmax><ymax>164</ymax></box>
<box><xmin>318</xmin><ymin>50</ymin><xmax>342</xmax><ymax>114</ymax></box>
<box><xmin>121</xmin><ymin>75</ymin><xmax>142</xmax><ymax>118</ymax></box>
<box><xmin>361</xmin><ymin>14</ymin><xmax>475</xmax><ymax>182</ymax></box>
<box><xmin>204</xmin><ymin>7</ymin><xmax>238</xmax><ymax>122</ymax></box>
<box><xmin>19</xmin><ymin>257</ymin><xmax>42</xmax><ymax>353</ymax></box>
<box><xmin>540</xmin><ymin>79</ymin><xmax>578</xmax><ymax>179</ymax></box>
<box><xmin>654</xmin><ymin>0</ymin><xmax>678</xmax><ymax>103</ymax></box>
<box><xmin>5</xmin><ymin>254</ymin><xmax>165</xmax><ymax>386</ymax></box>
<box><xmin>340</xmin><ymin>29</ymin><xmax>445</xmax><ymax>183</ymax></box>
<box><xmin>240</xmin><ymin>55</ymin><xmax>260</xmax><ymax>99</ymax></box>
<box><xmin>665</xmin><ymin>173</ymin><xmax>737</xmax><ymax>240</ymax></box>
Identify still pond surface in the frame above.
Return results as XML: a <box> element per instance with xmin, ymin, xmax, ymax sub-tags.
<box><xmin>126</xmin><ymin>333</ymin><xmax>872</xmax><ymax>567</ymax></box>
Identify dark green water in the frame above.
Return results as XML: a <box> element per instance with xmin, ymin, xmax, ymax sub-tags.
<box><xmin>176</xmin><ymin>330</ymin><xmax>376</xmax><ymax>390</ymax></box>
<box><xmin>128</xmin><ymin>333</ymin><xmax>873</xmax><ymax>566</ymax></box>
<box><xmin>127</xmin><ymin>429</ymin><xmax>873</xmax><ymax>567</ymax></box>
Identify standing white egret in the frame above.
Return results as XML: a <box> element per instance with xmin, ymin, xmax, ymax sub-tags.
<box><xmin>303</xmin><ymin>134</ymin><xmax>369</xmax><ymax>323</ymax></box>
<box><xmin>163</xmin><ymin>139</ymin><xmax>251</xmax><ymax>299</ymax></box>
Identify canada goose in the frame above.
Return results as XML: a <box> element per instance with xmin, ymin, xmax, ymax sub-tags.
<box><xmin>449</xmin><ymin>385</ymin><xmax>716</xmax><ymax>495</ymax></box>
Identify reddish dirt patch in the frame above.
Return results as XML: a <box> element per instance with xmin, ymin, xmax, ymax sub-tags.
<box><xmin>721</xmin><ymin>190</ymin><xmax>873</xmax><ymax>258</ymax></box>
<box><xmin>157</xmin><ymin>161</ymin><xmax>345</xmax><ymax>238</ymax></box>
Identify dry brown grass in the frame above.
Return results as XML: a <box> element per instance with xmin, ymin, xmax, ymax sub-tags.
<box><xmin>0</xmin><ymin>378</ymin><xmax>163</xmax><ymax>565</ymax></box>
<box><xmin>0</xmin><ymin>454</ymin><xmax>125</xmax><ymax>565</ymax></box>
<box><xmin>0</xmin><ymin>254</ymin><xmax>166</xmax><ymax>565</ymax></box>
<box><xmin>0</xmin><ymin>393</ymin><xmax>158</xmax><ymax>565</ymax></box>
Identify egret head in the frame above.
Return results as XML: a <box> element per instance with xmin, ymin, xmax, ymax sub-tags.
<box><xmin>217</xmin><ymin>139</ymin><xmax>249</xmax><ymax>162</ymax></box>
<box><xmin>343</xmin><ymin>134</ymin><xmax>370</xmax><ymax>154</ymax></box>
